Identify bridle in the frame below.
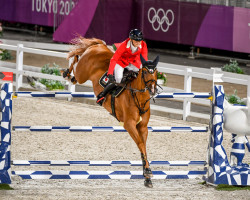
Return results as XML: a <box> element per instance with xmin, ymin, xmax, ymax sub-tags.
<box><xmin>128</xmin><ymin>66</ymin><xmax>162</xmax><ymax>115</ymax></box>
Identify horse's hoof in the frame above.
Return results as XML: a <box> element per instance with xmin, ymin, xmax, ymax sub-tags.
<box><xmin>61</xmin><ymin>69</ymin><xmax>70</xmax><ymax>78</ymax></box>
<box><xmin>143</xmin><ymin>168</ymin><xmax>153</xmax><ymax>178</ymax></box>
<box><xmin>144</xmin><ymin>178</ymin><xmax>153</xmax><ymax>188</ymax></box>
<box><xmin>71</xmin><ymin>76</ymin><xmax>77</xmax><ymax>84</ymax></box>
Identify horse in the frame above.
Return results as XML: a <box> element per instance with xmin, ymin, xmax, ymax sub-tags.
<box><xmin>62</xmin><ymin>37</ymin><xmax>159</xmax><ymax>188</ymax></box>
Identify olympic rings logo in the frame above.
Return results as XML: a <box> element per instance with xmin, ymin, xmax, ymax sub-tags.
<box><xmin>148</xmin><ymin>7</ymin><xmax>174</xmax><ymax>32</ymax></box>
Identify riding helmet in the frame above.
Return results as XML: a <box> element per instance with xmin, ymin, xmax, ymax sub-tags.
<box><xmin>129</xmin><ymin>29</ymin><xmax>143</xmax><ymax>41</ymax></box>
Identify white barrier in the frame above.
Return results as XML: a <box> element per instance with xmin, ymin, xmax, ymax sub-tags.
<box><xmin>1</xmin><ymin>42</ymin><xmax>250</xmax><ymax>121</ymax></box>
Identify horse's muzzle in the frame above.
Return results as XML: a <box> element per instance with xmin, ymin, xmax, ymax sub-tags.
<box><xmin>149</xmin><ymin>85</ymin><xmax>157</xmax><ymax>96</ymax></box>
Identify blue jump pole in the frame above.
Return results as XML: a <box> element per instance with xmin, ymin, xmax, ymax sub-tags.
<box><xmin>12</xmin><ymin>160</ymin><xmax>206</xmax><ymax>166</ymax></box>
<box><xmin>14</xmin><ymin>91</ymin><xmax>211</xmax><ymax>99</ymax></box>
<box><xmin>12</xmin><ymin>126</ymin><xmax>208</xmax><ymax>132</ymax></box>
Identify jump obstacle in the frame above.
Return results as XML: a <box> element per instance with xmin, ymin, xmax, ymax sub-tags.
<box><xmin>12</xmin><ymin>160</ymin><xmax>206</xmax><ymax>166</ymax></box>
<box><xmin>14</xmin><ymin>91</ymin><xmax>211</xmax><ymax>99</ymax></box>
<box><xmin>12</xmin><ymin>126</ymin><xmax>208</xmax><ymax>132</ymax></box>
<box><xmin>11</xmin><ymin>170</ymin><xmax>207</xmax><ymax>180</ymax></box>
<box><xmin>1</xmin><ymin>83</ymin><xmax>250</xmax><ymax>185</ymax></box>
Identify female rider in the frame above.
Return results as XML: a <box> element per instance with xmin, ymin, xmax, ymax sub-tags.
<box><xmin>97</xmin><ymin>29</ymin><xmax>148</xmax><ymax>105</ymax></box>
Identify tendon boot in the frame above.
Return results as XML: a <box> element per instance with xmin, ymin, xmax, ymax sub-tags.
<box><xmin>96</xmin><ymin>82</ymin><xmax>116</xmax><ymax>106</ymax></box>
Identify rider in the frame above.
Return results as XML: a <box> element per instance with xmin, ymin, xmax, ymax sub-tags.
<box><xmin>96</xmin><ymin>29</ymin><xmax>148</xmax><ymax>105</ymax></box>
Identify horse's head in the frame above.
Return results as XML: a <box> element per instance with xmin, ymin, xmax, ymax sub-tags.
<box><xmin>140</xmin><ymin>54</ymin><xmax>159</xmax><ymax>95</ymax></box>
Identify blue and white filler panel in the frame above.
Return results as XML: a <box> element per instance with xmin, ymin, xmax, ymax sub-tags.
<box><xmin>12</xmin><ymin>170</ymin><xmax>207</xmax><ymax>180</ymax></box>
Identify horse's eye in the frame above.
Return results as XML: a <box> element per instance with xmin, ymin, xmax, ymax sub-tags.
<box><xmin>143</xmin><ymin>70</ymin><xmax>147</xmax><ymax>74</ymax></box>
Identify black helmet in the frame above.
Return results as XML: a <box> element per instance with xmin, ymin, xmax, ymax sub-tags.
<box><xmin>129</xmin><ymin>29</ymin><xmax>143</xmax><ymax>41</ymax></box>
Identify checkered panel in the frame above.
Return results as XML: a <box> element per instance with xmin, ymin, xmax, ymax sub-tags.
<box><xmin>208</xmin><ymin>85</ymin><xmax>250</xmax><ymax>185</ymax></box>
<box><xmin>0</xmin><ymin>83</ymin><xmax>12</xmax><ymax>184</ymax></box>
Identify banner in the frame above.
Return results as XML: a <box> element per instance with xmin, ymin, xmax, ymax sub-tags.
<box><xmin>233</xmin><ymin>7</ymin><xmax>250</xmax><ymax>54</ymax></box>
<box><xmin>53</xmin><ymin>0</ymin><xmax>99</xmax><ymax>43</ymax></box>
<box><xmin>143</xmin><ymin>1</ymin><xmax>212</xmax><ymax>46</ymax></box>
<box><xmin>194</xmin><ymin>5</ymin><xmax>233</xmax><ymax>51</ymax></box>
<box><xmin>0</xmin><ymin>0</ymin><xmax>78</xmax><ymax>26</ymax></box>
<box><xmin>1</xmin><ymin>0</ymin><xmax>250</xmax><ymax>53</ymax></box>
<box><xmin>54</xmin><ymin>0</ymin><xmax>136</xmax><ymax>44</ymax></box>
<box><xmin>143</xmin><ymin>0</ymin><xmax>179</xmax><ymax>43</ymax></box>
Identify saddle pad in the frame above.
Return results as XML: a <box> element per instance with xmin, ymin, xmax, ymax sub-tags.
<box><xmin>99</xmin><ymin>71</ymin><xmax>109</xmax><ymax>88</ymax></box>
<box><xmin>99</xmin><ymin>71</ymin><xmax>126</xmax><ymax>98</ymax></box>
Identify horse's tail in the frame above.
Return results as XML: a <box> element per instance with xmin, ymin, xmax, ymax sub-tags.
<box><xmin>67</xmin><ymin>36</ymin><xmax>106</xmax><ymax>60</ymax></box>
<box><xmin>63</xmin><ymin>37</ymin><xmax>106</xmax><ymax>84</ymax></box>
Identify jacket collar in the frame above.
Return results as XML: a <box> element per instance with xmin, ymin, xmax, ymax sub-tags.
<box><xmin>126</xmin><ymin>39</ymin><xmax>142</xmax><ymax>49</ymax></box>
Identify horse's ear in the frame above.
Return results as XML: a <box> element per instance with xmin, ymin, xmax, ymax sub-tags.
<box><xmin>140</xmin><ymin>54</ymin><xmax>146</xmax><ymax>65</ymax></box>
<box><xmin>153</xmin><ymin>55</ymin><xmax>159</xmax><ymax>66</ymax></box>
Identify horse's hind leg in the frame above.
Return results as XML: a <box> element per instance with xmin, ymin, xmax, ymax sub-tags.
<box><xmin>69</xmin><ymin>55</ymin><xmax>79</xmax><ymax>73</ymax></box>
<box><xmin>70</xmin><ymin>76</ymin><xmax>77</xmax><ymax>84</ymax></box>
<box><xmin>61</xmin><ymin>55</ymin><xmax>79</xmax><ymax>78</ymax></box>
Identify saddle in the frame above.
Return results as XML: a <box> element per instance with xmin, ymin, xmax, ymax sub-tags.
<box><xmin>99</xmin><ymin>69</ymin><xmax>138</xmax><ymax>97</ymax></box>
<box><xmin>99</xmin><ymin>69</ymin><xmax>138</xmax><ymax>120</ymax></box>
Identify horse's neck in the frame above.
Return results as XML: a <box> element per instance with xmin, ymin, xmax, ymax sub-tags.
<box><xmin>131</xmin><ymin>71</ymin><xmax>143</xmax><ymax>89</ymax></box>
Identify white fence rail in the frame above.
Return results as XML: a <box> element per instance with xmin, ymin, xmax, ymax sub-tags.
<box><xmin>0</xmin><ymin>43</ymin><xmax>250</xmax><ymax>121</ymax></box>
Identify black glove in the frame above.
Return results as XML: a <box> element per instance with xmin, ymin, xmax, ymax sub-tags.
<box><xmin>108</xmin><ymin>74</ymin><xmax>115</xmax><ymax>83</ymax></box>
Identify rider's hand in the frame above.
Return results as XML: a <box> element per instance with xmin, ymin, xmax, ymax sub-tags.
<box><xmin>108</xmin><ymin>74</ymin><xmax>115</xmax><ymax>83</ymax></box>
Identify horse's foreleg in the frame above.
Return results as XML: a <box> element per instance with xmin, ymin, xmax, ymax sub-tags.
<box><xmin>124</xmin><ymin>120</ymin><xmax>153</xmax><ymax>188</ymax></box>
<box><xmin>124</xmin><ymin>120</ymin><xmax>146</xmax><ymax>156</ymax></box>
<box><xmin>137</xmin><ymin>124</ymin><xmax>153</xmax><ymax>179</ymax></box>
<box><xmin>136</xmin><ymin>118</ymin><xmax>153</xmax><ymax>188</ymax></box>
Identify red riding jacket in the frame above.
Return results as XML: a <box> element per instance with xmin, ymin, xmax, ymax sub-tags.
<box><xmin>107</xmin><ymin>38</ymin><xmax>148</xmax><ymax>75</ymax></box>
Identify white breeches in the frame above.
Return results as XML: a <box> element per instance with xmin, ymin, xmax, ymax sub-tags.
<box><xmin>114</xmin><ymin>64</ymin><xmax>140</xmax><ymax>83</ymax></box>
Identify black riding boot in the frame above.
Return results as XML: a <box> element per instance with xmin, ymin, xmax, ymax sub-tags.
<box><xmin>96</xmin><ymin>83</ymin><xmax>116</xmax><ymax>106</ymax></box>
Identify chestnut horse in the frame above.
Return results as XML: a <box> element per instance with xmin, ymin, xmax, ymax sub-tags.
<box><xmin>63</xmin><ymin>37</ymin><xmax>159</xmax><ymax>187</ymax></box>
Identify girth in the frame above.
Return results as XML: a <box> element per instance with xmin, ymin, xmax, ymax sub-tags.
<box><xmin>110</xmin><ymin>93</ymin><xmax>119</xmax><ymax>121</ymax></box>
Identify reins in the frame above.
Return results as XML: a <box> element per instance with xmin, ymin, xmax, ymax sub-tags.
<box><xmin>127</xmin><ymin>68</ymin><xmax>162</xmax><ymax>115</ymax></box>
<box><xmin>111</xmin><ymin>67</ymin><xmax>162</xmax><ymax>115</ymax></box>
